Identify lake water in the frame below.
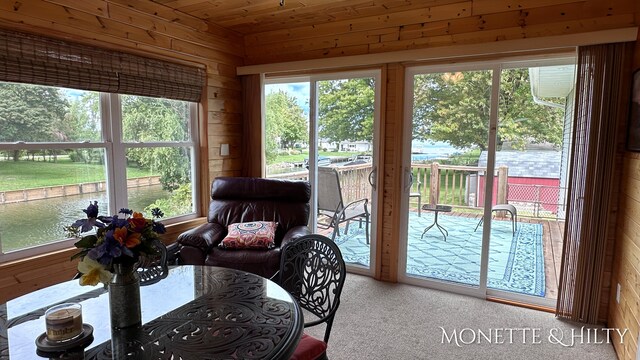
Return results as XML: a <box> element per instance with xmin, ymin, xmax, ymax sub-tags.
<box><xmin>0</xmin><ymin>185</ymin><xmax>170</xmax><ymax>253</ymax></box>
<box><xmin>411</xmin><ymin>141</ymin><xmax>461</xmax><ymax>161</ymax></box>
<box><xmin>267</xmin><ymin>141</ymin><xmax>460</xmax><ymax>175</ymax></box>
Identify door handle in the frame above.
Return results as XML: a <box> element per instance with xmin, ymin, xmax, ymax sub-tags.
<box><xmin>404</xmin><ymin>168</ymin><xmax>412</xmax><ymax>191</ymax></box>
<box><xmin>368</xmin><ymin>166</ymin><xmax>377</xmax><ymax>191</ymax></box>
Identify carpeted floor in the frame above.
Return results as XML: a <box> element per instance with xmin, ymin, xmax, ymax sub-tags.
<box><xmin>334</xmin><ymin>212</ymin><xmax>546</xmax><ymax>297</ymax></box>
<box><xmin>305</xmin><ymin>273</ymin><xmax>617</xmax><ymax>360</ymax></box>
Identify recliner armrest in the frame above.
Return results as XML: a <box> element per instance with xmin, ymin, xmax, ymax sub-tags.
<box><xmin>177</xmin><ymin>222</ymin><xmax>225</xmax><ymax>253</ymax></box>
<box><xmin>280</xmin><ymin>225</ymin><xmax>312</xmax><ymax>249</ymax></box>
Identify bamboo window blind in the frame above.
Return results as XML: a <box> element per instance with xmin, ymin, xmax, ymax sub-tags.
<box><xmin>0</xmin><ymin>28</ymin><xmax>205</xmax><ymax>102</ymax></box>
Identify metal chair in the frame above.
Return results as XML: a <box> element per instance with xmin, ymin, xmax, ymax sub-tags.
<box><xmin>317</xmin><ymin>166</ymin><xmax>370</xmax><ymax>244</ymax></box>
<box><xmin>474</xmin><ymin>204</ymin><xmax>518</xmax><ymax>235</ymax></box>
<box><xmin>410</xmin><ymin>173</ymin><xmax>422</xmax><ymax>217</ymax></box>
<box><xmin>136</xmin><ymin>239</ymin><xmax>169</xmax><ymax>286</ymax></box>
<box><xmin>277</xmin><ymin>234</ymin><xmax>346</xmax><ymax>360</ymax></box>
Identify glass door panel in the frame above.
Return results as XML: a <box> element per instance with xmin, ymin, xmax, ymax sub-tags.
<box><xmin>403</xmin><ymin>69</ymin><xmax>492</xmax><ymax>289</ymax></box>
<box><xmin>488</xmin><ymin>63</ymin><xmax>575</xmax><ymax>304</ymax></box>
<box><xmin>264</xmin><ymin>81</ymin><xmax>310</xmax><ymax>178</ymax></box>
<box><xmin>264</xmin><ymin>74</ymin><xmax>380</xmax><ymax>273</ymax></box>
<box><xmin>315</xmin><ymin>75</ymin><xmax>378</xmax><ymax>270</ymax></box>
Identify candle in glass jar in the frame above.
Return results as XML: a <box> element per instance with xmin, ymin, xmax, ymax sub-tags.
<box><xmin>45</xmin><ymin>303</ymin><xmax>83</xmax><ymax>342</ymax></box>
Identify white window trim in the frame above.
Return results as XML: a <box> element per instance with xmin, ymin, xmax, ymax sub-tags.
<box><xmin>0</xmin><ymin>91</ymin><xmax>200</xmax><ymax>262</ymax></box>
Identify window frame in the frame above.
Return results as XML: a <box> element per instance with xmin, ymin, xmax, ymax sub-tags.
<box><xmin>0</xmin><ymin>87</ymin><xmax>200</xmax><ymax>263</ymax></box>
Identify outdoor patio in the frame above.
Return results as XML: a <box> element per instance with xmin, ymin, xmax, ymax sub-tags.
<box><xmin>327</xmin><ymin>210</ymin><xmax>563</xmax><ymax>300</ymax></box>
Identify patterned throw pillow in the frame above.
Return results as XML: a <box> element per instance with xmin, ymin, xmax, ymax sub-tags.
<box><xmin>219</xmin><ymin>221</ymin><xmax>278</xmax><ymax>249</ymax></box>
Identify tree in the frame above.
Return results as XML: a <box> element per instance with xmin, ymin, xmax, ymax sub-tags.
<box><xmin>413</xmin><ymin>69</ymin><xmax>565</xmax><ymax>150</ymax></box>
<box><xmin>318</xmin><ymin>78</ymin><xmax>374</xmax><ymax>144</ymax></box>
<box><xmin>121</xmin><ymin>96</ymin><xmax>191</xmax><ymax>191</ymax></box>
<box><xmin>265</xmin><ymin>91</ymin><xmax>307</xmax><ymax>162</ymax></box>
<box><xmin>66</xmin><ymin>92</ymin><xmax>102</xmax><ymax>163</ymax></box>
<box><xmin>0</xmin><ymin>83</ymin><xmax>68</xmax><ymax>160</ymax></box>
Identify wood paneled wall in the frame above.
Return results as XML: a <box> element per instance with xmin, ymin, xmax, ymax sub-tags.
<box><xmin>243</xmin><ymin>0</ymin><xmax>637</xmax><ymax>65</ymax></box>
<box><xmin>610</xmin><ymin>153</ymin><xmax>640</xmax><ymax>360</ymax></box>
<box><xmin>0</xmin><ymin>0</ymin><xmax>242</xmax><ymax>301</ymax></box>
<box><xmin>378</xmin><ymin>63</ymin><xmax>404</xmax><ymax>281</ymax></box>
<box><xmin>608</xmin><ymin>28</ymin><xmax>640</xmax><ymax>360</ymax></box>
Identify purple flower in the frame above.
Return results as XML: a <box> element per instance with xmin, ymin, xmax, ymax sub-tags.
<box><xmin>151</xmin><ymin>208</ymin><xmax>164</xmax><ymax>219</ymax></box>
<box><xmin>83</xmin><ymin>201</ymin><xmax>99</xmax><ymax>218</ymax></box>
<box><xmin>119</xmin><ymin>208</ymin><xmax>133</xmax><ymax>215</ymax></box>
<box><xmin>73</xmin><ymin>201</ymin><xmax>105</xmax><ymax>232</ymax></box>
<box><xmin>88</xmin><ymin>234</ymin><xmax>128</xmax><ymax>265</ymax></box>
<box><xmin>152</xmin><ymin>221</ymin><xmax>166</xmax><ymax>234</ymax></box>
<box><xmin>110</xmin><ymin>216</ymin><xmax>128</xmax><ymax>229</ymax></box>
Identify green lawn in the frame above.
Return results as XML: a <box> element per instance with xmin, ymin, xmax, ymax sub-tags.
<box><xmin>270</xmin><ymin>151</ymin><xmax>361</xmax><ymax>164</ymax></box>
<box><xmin>0</xmin><ymin>159</ymin><xmax>156</xmax><ymax>191</ymax></box>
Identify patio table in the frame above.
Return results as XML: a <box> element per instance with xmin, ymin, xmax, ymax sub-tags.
<box><xmin>420</xmin><ymin>204</ymin><xmax>453</xmax><ymax>241</ymax></box>
<box><xmin>1</xmin><ymin>265</ymin><xmax>302</xmax><ymax>360</ymax></box>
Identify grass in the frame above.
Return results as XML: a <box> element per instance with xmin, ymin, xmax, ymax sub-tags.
<box><xmin>0</xmin><ymin>158</ymin><xmax>156</xmax><ymax>191</ymax></box>
<box><xmin>269</xmin><ymin>151</ymin><xmax>362</xmax><ymax>164</ymax></box>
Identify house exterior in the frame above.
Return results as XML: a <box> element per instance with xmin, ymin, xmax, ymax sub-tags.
<box><xmin>339</xmin><ymin>140</ymin><xmax>372</xmax><ymax>152</ymax></box>
<box><xmin>477</xmin><ymin>150</ymin><xmax>563</xmax><ymax>217</ymax></box>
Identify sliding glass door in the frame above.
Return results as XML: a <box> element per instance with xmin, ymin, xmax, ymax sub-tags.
<box><xmin>264</xmin><ymin>71</ymin><xmax>381</xmax><ymax>275</ymax></box>
<box><xmin>400</xmin><ymin>57</ymin><xmax>575</xmax><ymax>306</ymax></box>
<box><xmin>400</xmin><ymin>65</ymin><xmax>494</xmax><ymax>297</ymax></box>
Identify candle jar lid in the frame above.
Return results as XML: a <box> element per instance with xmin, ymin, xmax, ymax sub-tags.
<box><xmin>45</xmin><ymin>303</ymin><xmax>83</xmax><ymax>342</ymax></box>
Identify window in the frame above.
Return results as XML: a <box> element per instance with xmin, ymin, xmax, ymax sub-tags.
<box><xmin>0</xmin><ymin>82</ymin><xmax>198</xmax><ymax>261</ymax></box>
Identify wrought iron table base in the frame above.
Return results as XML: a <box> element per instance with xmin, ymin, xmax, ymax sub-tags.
<box><xmin>420</xmin><ymin>204</ymin><xmax>452</xmax><ymax>241</ymax></box>
<box><xmin>421</xmin><ymin>211</ymin><xmax>449</xmax><ymax>241</ymax></box>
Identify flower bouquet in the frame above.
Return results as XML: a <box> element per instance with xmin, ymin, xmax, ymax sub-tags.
<box><xmin>67</xmin><ymin>201</ymin><xmax>166</xmax><ymax>287</ymax></box>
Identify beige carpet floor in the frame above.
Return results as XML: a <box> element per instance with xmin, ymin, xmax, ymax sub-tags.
<box><xmin>305</xmin><ymin>273</ymin><xmax>619</xmax><ymax>360</ymax></box>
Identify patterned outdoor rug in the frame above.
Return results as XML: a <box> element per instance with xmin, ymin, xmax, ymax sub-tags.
<box><xmin>334</xmin><ymin>212</ymin><xmax>545</xmax><ymax>297</ymax></box>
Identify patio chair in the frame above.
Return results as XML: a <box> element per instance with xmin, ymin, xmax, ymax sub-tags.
<box><xmin>276</xmin><ymin>234</ymin><xmax>346</xmax><ymax>360</ymax></box>
<box><xmin>474</xmin><ymin>203</ymin><xmax>518</xmax><ymax>235</ymax></box>
<box><xmin>136</xmin><ymin>239</ymin><xmax>169</xmax><ymax>286</ymax></box>
<box><xmin>317</xmin><ymin>166</ymin><xmax>370</xmax><ymax>245</ymax></box>
<box><xmin>409</xmin><ymin>173</ymin><xmax>422</xmax><ymax>217</ymax></box>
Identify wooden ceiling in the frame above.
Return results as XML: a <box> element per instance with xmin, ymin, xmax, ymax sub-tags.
<box><xmin>151</xmin><ymin>0</ymin><xmax>464</xmax><ymax>35</ymax></box>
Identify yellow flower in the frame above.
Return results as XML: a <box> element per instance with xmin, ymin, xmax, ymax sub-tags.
<box><xmin>77</xmin><ymin>257</ymin><xmax>112</xmax><ymax>286</ymax></box>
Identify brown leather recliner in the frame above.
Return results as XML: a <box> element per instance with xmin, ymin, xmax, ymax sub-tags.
<box><xmin>174</xmin><ymin>177</ymin><xmax>311</xmax><ymax>278</ymax></box>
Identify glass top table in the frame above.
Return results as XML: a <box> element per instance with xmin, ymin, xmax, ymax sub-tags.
<box><xmin>0</xmin><ymin>265</ymin><xmax>303</xmax><ymax>359</ymax></box>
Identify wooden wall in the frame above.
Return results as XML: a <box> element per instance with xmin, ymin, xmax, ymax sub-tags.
<box><xmin>242</xmin><ymin>1</ymin><xmax>639</xmax><ymax>292</ymax></box>
<box><xmin>608</xmin><ymin>28</ymin><xmax>640</xmax><ymax>360</ymax></box>
<box><xmin>243</xmin><ymin>0</ymin><xmax>637</xmax><ymax>65</ymax></box>
<box><xmin>1</xmin><ymin>3</ymin><xmax>640</xmax><ymax>342</ymax></box>
<box><xmin>0</xmin><ymin>0</ymin><xmax>243</xmax><ymax>302</ymax></box>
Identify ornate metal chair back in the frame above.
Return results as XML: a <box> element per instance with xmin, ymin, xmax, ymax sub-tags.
<box><xmin>136</xmin><ymin>239</ymin><xmax>169</xmax><ymax>286</ymax></box>
<box><xmin>278</xmin><ymin>234</ymin><xmax>346</xmax><ymax>343</ymax></box>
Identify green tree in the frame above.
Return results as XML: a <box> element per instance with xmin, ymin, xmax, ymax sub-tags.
<box><xmin>65</xmin><ymin>92</ymin><xmax>102</xmax><ymax>163</ymax></box>
<box><xmin>0</xmin><ymin>83</ymin><xmax>68</xmax><ymax>160</ymax></box>
<box><xmin>318</xmin><ymin>78</ymin><xmax>374</xmax><ymax>144</ymax></box>
<box><xmin>121</xmin><ymin>96</ymin><xmax>191</xmax><ymax>191</ymax></box>
<box><xmin>145</xmin><ymin>183</ymin><xmax>193</xmax><ymax>218</ymax></box>
<box><xmin>413</xmin><ymin>69</ymin><xmax>565</xmax><ymax>150</ymax></box>
<box><xmin>265</xmin><ymin>91</ymin><xmax>307</xmax><ymax>162</ymax></box>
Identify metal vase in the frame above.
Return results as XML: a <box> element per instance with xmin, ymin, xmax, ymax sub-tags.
<box><xmin>109</xmin><ymin>263</ymin><xmax>141</xmax><ymax>329</ymax></box>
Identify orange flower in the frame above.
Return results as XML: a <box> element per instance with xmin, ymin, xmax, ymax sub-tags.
<box><xmin>128</xmin><ymin>212</ymin><xmax>147</xmax><ymax>231</ymax></box>
<box><xmin>113</xmin><ymin>226</ymin><xmax>141</xmax><ymax>248</ymax></box>
<box><xmin>124</xmin><ymin>232</ymin><xmax>141</xmax><ymax>248</ymax></box>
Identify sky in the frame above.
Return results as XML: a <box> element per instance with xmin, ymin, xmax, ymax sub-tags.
<box><xmin>265</xmin><ymin>82</ymin><xmax>310</xmax><ymax>115</ymax></box>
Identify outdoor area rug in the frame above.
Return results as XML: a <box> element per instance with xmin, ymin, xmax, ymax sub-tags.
<box><xmin>334</xmin><ymin>212</ymin><xmax>545</xmax><ymax>297</ymax></box>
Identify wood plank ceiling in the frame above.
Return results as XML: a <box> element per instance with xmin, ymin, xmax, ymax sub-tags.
<box><xmin>150</xmin><ymin>0</ymin><xmax>470</xmax><ymax>35</ymax></box>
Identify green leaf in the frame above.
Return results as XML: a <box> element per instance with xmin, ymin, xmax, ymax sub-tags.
<box><xmin>74</xmin><ymin>235</ymin><xmax>98</xmax><ymax>249</ymax></box>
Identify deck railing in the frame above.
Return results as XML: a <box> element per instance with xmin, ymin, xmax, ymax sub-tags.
<box><xmin>268</xmin><ymin>164</ymin><xmax>372</xmax><ymax>204</ymax></box>
<box><xmin>269</xmin><ymin>162</ymin><xmax>565</xmax><ymax>219</ymax></box>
